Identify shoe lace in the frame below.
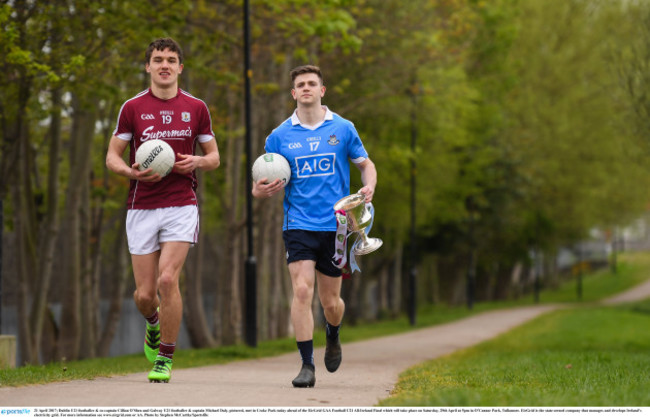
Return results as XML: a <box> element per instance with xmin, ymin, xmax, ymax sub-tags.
<box><xmin>152</xmin><ymin>358</ymin><xmax>171</xmax><ymax>373</ymax></box>
<box><xmin>146</xmin><ymin>327</ymin><xmax>161</xmax><ymax>347</ymax></box>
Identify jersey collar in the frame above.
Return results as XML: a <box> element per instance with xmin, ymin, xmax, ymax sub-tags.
<box><xmin>291</xmin><ymin>106</ymin><xmax>333</xmax><ymax>130</ymax></box>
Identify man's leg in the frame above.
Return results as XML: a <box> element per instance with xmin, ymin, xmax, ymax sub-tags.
<box><xmin>157</xmin><ymin>241</ymin><xmax>190</xmax><ymax>350</ymax></box>
<box><xmin>317</xmin><ymin>272</ymin><xmax>344</xmax><ymax>373</ymax></box>
<box><xmin>288</xmin><ymin>260</ymin><xmax>317</xmax><ymax>387</ymax></box>
<box><xmin>316</xmin><ymin>272</ymin><xmax>344</xmax><ymax>327</ymax></box>
<box><xmin>289</xmin><ymin>260</ymin><xmax>317</xmax><ymax>342</ymax></box>
<box><xmin>147</xmin><ymin>241</ymin><xmax>190</xmax><ymax>383</ymax></box>
<box><xmin>132</xmin><ymin>252</ymin><xmax>161</xmax><ymax>316</ymax></box>
<box><xmin>132</xmin><ymin>252</ymin><xmax>162</xmax><ymax>363</ymax></box>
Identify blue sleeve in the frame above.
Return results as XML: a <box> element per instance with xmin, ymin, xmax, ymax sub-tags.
<box><xmin>264</xmin><ymin>131</ymin><xmax>279</xmax><ymax>154</ymax></box>
<box><xmin>346</xmin><ymin>123</ymin><xmax>368</xmax><ymax>160</ymax></box>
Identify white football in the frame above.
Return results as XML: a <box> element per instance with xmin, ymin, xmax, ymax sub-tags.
<box><xmin>135</xmin><ymin>139</ymin><xmax>175</xmax><ymax>178</ymax></box>
<box><xmin>252</xmin><ymin>153</ymin><xmax>291</xmax><ymax>185</ymax></box>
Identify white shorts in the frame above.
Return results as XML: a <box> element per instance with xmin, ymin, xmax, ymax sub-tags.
<box><xmin>126</xmin><ymin>205</ymin><xmax>199</xmax><ymax>255</ymax></box>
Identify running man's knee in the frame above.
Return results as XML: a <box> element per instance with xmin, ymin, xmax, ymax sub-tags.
<box><xmin>293</xmin><ymin>282</ymin><xmax>314</xmax><ymax>306</ymax></box>
<box><xmin>321</xmin><ymin>296</ymin><xmax>344</xmax><ymax>315</ymax></box>
<box><xmin>134</xmin><ymin>289</ymin><xmax>158</xmax><ymax>309</ymax></box>
<box><xmin>157</xmin><ymin>271</ymin><xmax>180</xmax><ymax>295</ymax></box>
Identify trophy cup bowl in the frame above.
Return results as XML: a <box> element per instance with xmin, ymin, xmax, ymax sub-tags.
<box><xmin>333</xmin><ymin>193</ymin><xmax>383</xmax><ymax>255</ymax></box>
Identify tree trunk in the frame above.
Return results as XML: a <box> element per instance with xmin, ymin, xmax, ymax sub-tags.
<box><xmin>256</xmin><ymin>58</ymin><xmax>294</xmax><ymax>340</ymax></box>
<box><xmin>214</xmin><ymin>87</ymin><xmax>245</xmax><ymax>346</ymax></box>
<box><xmin>80</xmin><ymin>172</ymin><xmax>95</xmax><ymax>359</ymax></box>
<box><xmin>183</xmin><ymin>172</ymin><xmax>216</xmax><ymax>348</ymax></box>
<box><xmin>29</xmin><ymin>87</ymin><xmax>63</xmax><ymax>362</ymax></box>
<box><xmin>10</xmin><ymin>96</ymin><xmax>39</xmax><ymax>364</ymax></box>
<box><xmin>94</xmin><ymin>102</ymin><xmax>126</xmax><ymax>357</ymax></box>
<box><xmin>270</xmin><ymin>215</ymin><xmax>291</xmax><ymax>339</ymax></box>
<box><xmin>256</xmin><ymin>199</ymin><xmax>271</xmax><ymax>341</ymax></box>
<box><xmin>97</xmin><ymin>213</ymin><xmax>129</xmax><ymax>357</ymax></box>
<box><xmin>222</xmin><ymin>224</ymin><xmax>242</xmax><ymax>345</ymax></box>
<box><xmin>378</xmin><ymin>259</ymin><xmax>391</xmax><ymax>317</ymax></box>
<box><xmin>60</xmin><ymin>102</ymin><xmax>95</xmax><ymax>360</ymax></box>
<box><xmin>391</xmin><ymin>242</ymin><xmax>403</xmax><ymax>316</ymax></box>
<box><xmin>256</xmin><ymin>194</ymin><xmax>288</xmax><ymax>340</ymax></box>
<box><xmin>12</xmin><ymin>182</ymin><xmax>37</xmax><ymax>364</ymax></box>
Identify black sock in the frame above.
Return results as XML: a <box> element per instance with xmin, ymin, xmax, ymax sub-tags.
<box><xmin>326</xmin><ymin>322</ymin><xmax>340</xmax><ymax>341</ymax></box>
<box><xmin>297</xmin><ymin>340</ymin><xmax>314</xmax><ymax>366</ymax></box>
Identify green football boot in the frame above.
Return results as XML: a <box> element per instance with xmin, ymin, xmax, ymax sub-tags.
<box><xmin>144</xmin><ymin>322</ymin><xmax>161</xmax><ymax>363</ymax></box>
<box><xmin>148</xmin><ymin>356</ymin><xmax>173</xmax><ymax>383</ymax></box>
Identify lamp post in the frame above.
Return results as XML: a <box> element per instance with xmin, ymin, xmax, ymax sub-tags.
<box><xmin>243</xmin><ymin>0</ymin><xmax>257</xmax><ymax>347</ymax></box>
<box><xmin>466</xmin><ymin>203</ymin><xmax>476</xmax><ymax>311</ymax></box>
<box><xmin>576</xmin><ymin>243</ymin><xmax>583</xmax><ymax>301</ymax></box>
<box><xmin>0</xmin><ymin>199</ymin><xmax>3</xmax><ymax>332</ymax></box>
<box><xmin>610</xmin><ymin>227</ymin><xmax>618</xmax><ymax>275</ymax></box>
<box><xmin>408</xmin><ymin>79</ymin><xmax>419</xmax><ymax>326</ymax></box>
<box><xmin>534</xmin><ymin>247</ymin><xmax>541</xmax><ymax>304</ymax></box>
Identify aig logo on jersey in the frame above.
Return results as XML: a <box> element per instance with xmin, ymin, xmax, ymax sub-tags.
<box><xmin>182</xmin><ymin>112</ymin><xmax>191</xmax><ymax>122</ymax></box>
<box><xmin>296</xmin><ymin>153</ymin><xmax>336</xmax><ymax>178</ymax></box>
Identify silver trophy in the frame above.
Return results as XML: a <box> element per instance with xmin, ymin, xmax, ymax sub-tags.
<box><xmin>333</xmin><ymin>193</ymin><xmax>383</xmax><ymax>255</ymax></box>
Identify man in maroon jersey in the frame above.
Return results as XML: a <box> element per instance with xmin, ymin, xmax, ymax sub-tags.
<box><xmin>106</xmin><ymin>37</ymin><xmax>220</xmax><ymax>383</ymax></box>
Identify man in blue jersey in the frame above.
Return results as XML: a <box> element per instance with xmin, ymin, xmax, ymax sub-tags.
<box><xmin>252</xmin><ymin>65</ymin><xmax>377</xmax><ymax>388</ymax></box>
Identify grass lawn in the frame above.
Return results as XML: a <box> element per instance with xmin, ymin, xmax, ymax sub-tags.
<box><xmin>1</xmin><ymin>251</ymin><xmax>649</xmax><ymax>390</ymax></box>
<box><xmin>380</xmin><ymin>301</ymin><xmax>650</xmax><ymax>406</ymax></box>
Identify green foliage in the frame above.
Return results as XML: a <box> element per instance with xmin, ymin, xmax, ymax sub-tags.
<box><xmin>507</xmin><ymin>0</ymin><xmax>650</xmax><ymax>245</ymax></box>
<box><xmin>3</xmin><ymin>0</ymin><xmax>648</xmax><ymax>275</ymax></box>
<box><xmin>2</xmin><ymin>0</ymin><xmax>649</xmax><ymax>249</ymax></box>
<box><xmin>4</xmin><ymin>0</ymin><xmax>650</xmax><ymax>361</ymax></box>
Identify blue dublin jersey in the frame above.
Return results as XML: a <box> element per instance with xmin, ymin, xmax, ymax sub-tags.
<box><xmin>265</xmin><ymin>107</ymin><xmax>368</xmax><ymax>231</ymax></box>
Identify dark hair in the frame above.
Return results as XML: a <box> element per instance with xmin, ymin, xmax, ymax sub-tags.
<box><xmin>290</xmin><ymin>65</ymin><xmax>323</xmax><ymax>85</ymax></box>
<box><xmin>145</xmin><ymin>37</ymin><xmax>184</xmax><ymax>65</ymax></box>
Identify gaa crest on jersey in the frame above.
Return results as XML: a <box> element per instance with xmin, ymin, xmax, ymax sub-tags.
<box><xmin>328</xmin><ymin>135</ymin><xmax>339</xmax><ymax>146</ymax></box>
<box><xmin>182</xmin><ymin>112</ymin><xmax>191</xmax><ymax>122</ymax></box>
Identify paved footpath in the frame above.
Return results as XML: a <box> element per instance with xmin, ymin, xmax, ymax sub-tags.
<box><xmin>1</xmin><ymin>281</ymin><xmax>648</xmax><ymax>408</ymax></box>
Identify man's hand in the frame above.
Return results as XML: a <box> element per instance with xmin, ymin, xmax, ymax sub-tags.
<box><xmin>131</xmin><ymin>163</ymin><xmax>162</xmax><ymax>182</ymax></box>
<box><xmin>252</xmin><ymin>178</ymin><xmax>285</xmax><ymax>198</ymax></box>
<box><xmin>173</xmin><ymin>153</ymin><xmax>202</xmax><ymax>174</ymax></box>
<box><xmin>358</xmin><ymin>185</ymin><xmax>375</xmax><ymax>203</ymax></box>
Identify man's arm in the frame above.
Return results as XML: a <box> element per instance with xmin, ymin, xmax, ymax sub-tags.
<box><xmin>355</xmin><ymin>158</ymin><xmax>377</xmax><ymax>203</ymax></box>
<box><xmin>174</xmin><ymin>138</ymin><xmax>221</xmax><ymax>174</ymax></box>
<box><xmin>106</xmin><ymin>136</ymin><xmax>161</xmax><ymax>182</ymax></box>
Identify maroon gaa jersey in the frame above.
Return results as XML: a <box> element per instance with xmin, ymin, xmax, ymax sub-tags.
<box><xmin>113</xmin><ymin>89</ymin><xmax>215</xmax><ymax>210</ymax></box>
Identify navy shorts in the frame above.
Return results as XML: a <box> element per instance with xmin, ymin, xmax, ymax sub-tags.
<box><xmin>283</xmin><ymin>229</ymin><xmax>341</xmax><ymax>278</ymax></box>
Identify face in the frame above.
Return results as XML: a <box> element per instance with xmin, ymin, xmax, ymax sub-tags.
<box><xmin>291</xmin><ymin>73</ymin><xmax>325</xmax><ymax>105</ymax></box>
<box><xmin>146</xmin><ymin>48</ymin><xmax>183</xmax><ymax>89</ymax></box>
